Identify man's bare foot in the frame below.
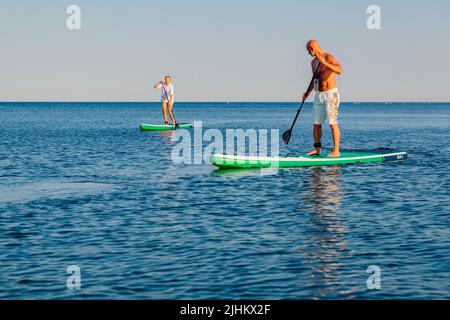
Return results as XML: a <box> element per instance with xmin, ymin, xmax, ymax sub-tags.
<box><xmin>307</xmin><ymin>149</ymin><xmax>321</xmax><ymax>156</ymax></box>
<box><xmin>327</xmin><ymin>151</ymin><xmax>341</xmax><ymax>157</ymax></box>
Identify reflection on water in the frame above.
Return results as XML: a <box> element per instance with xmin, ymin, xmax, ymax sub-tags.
<box><xmin>160</xmin><ymin>131</ymin><xmax>176</xmax><ymax>141</ymax></box>
<box><xmin>300</xmin><ymin>166</ymin><xmax>352</xmax><ymax>298</ymax></box>
<box><xmin>212</xmin><ymin>168</ymin><xmax>263</xmax><ymax>177</ymax></box>
<box><xmin>214</xmin><ymin>166</ymin><xmax>351</xmax><ymax>298</ymax></box>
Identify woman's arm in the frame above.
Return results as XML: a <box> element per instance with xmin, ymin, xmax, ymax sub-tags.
<box><xmin>153</xmin><ymin>81</ymin><xmax>162</xmax><ymax>89</ymax></box>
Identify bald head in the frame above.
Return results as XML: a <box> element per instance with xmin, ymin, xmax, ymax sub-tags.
<box><xmin>306</xmin><ymin>39</ymin><xmax>322</xmax><ymax>57</ymax></box>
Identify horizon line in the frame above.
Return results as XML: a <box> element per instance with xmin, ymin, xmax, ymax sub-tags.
<box><xmin>0</xmin><ymin>101</ymin><xmax>449</xmax><ymax>104</ymax></box>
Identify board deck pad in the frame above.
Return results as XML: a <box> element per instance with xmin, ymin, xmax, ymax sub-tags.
<box><xmin>211</xmin><ymin>151</ymin><xmax>407</xmax><ymax>169</ymax></box>
<box><xmin>139</xmin><ymin>123</ymin><xmax>193</xmax><ymax>131</ymax></box>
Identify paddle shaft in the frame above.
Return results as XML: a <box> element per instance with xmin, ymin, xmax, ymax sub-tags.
<box><xmin>287</xmin><ymin>62</ymin><xmax>321</xmax><ymax>132</ymax></box>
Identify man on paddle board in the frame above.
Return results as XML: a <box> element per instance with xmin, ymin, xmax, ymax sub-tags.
<box><xmin>302</xmin><ymin>40</ymin><xmax>343</xmax><ymax>157</ymax></box>
<box><xmin>153</xmin><ymin>75</ymin><xmax>176</xmax><ymax>125</ymax></box>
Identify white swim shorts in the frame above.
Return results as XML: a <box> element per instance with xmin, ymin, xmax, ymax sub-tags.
<box><xmin>313</xmin><ymin>88</ymin><xmax>340</xmax><ymax>125</ymax></box>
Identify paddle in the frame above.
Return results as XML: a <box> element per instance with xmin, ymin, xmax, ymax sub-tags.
<box><xmin>282</xmin><ymin>62</ymin><xmax>321</xmax><ymax>145</ymax></box>
<box><xmin>161</xmin><ymin>82</ymin><xmax>180</xmax><ymax>130</ymax></box>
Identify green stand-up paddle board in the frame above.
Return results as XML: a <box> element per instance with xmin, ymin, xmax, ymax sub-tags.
<box><xmin>211</xmin><ymin>151</ymin><xmax>407</xmax><ymax>169</ymax></box>
<box><xmin>139</xmin><ymin>123</ymin><xmax>193</xmax><ymax>131</ymax></box>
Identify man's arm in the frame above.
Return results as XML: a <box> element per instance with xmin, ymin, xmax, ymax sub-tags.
<box><xmin>317</xmin><ymin>54</ymin><xmax>342</xmax><ymax>75</ymax></box>
<box><xmin>302</xmin><ymin>59</ymin><xmax>319</xmax><ymax>100</ymax></box>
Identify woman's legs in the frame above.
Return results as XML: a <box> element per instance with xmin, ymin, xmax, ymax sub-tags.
<box><xmin>168</xmin><ymin>103</ymin><xmax>176</xmax><ymax>124</ymax></box>
<box><xmin>161</xmin><ymin>102</ymin><xmax>168</xmax><ymax>123</ymax></box>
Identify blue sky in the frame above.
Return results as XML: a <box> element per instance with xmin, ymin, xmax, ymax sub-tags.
<box><xmin>0</xmin><ymin>0</ymin><xmax>449</xmax><ymax>102</ymax></box>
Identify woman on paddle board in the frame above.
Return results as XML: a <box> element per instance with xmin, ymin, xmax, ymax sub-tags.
<box><xmin>153</xmin><ymin>75</ymin><xmax>176</xmax><ymax>125</ymax></box>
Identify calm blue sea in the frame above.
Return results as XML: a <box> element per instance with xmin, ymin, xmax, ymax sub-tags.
<box><xmin>0</xmin><ymin>102</ymin><xmax>449</xmax><ymax>299</ymax></box>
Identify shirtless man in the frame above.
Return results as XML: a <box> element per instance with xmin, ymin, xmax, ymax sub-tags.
<box><xmin>302</xmin><ymin>40</ymin><xmax>343</xmax><ymax>157</ymax></box>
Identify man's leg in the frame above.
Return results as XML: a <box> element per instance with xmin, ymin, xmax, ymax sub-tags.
<box><xmin>327</xmin><ymin>92</ymin><xmax>341</xmax><ymax>157</ymax></box>
<box><xmin>162</xmin><ymin>102</ymin><xmax>168</xmax><ymax>123</ymax></box>
<box><xmin>307</xmin><ymin>124</ymin><xmax>322</xmax><ymax>156</ymax></box>
<box><xmin>168</xmin><ymin>103</ymin><xmax>176</xmax><ymax>125</ymax></box>
<box><xmin>328</xmin><ymin>124</ymin><xmax>341</xmax><ymax>157</ymax></box>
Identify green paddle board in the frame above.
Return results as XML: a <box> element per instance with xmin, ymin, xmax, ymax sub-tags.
<box><xmin>211</xmin><ymin>151</ymin><xmax>407</xmax><ymax>169</ymax></box>
<box><xmin>139</xmin><ymin>123</ymin><xmax>193</xmax><ymax>131</ymax></box>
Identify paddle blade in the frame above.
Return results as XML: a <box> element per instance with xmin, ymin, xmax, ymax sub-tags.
<box><xmin>174</xmin><ymin>122</ymin><xmax>181</xmax><ymax>130</ymax></box>
<box><xmin>282</xmin><ymin>129</ymin><xmax>292</xmax><ymax>145</ymax></box>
